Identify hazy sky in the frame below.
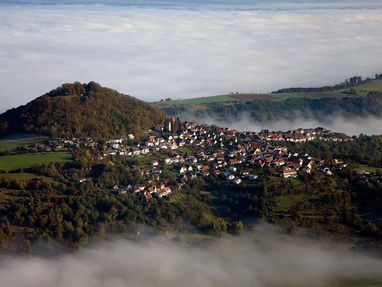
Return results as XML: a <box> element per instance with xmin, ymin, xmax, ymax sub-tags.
<box><xmin>0</xmin><ymin>0</ymin><xmax>382</xmax><ymax>112</ymax></box>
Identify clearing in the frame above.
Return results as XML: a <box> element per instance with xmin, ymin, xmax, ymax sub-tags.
<box><xmin>0</xmin><ymin>152</ymin><xmax>72</xmax><ymax>171</ymax></box>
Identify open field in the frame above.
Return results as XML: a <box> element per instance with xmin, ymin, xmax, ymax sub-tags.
<box><xmin>357</xmin><ymin>165</ymin><xmax>382</xmax><ymax>174</ymax></box>
<box><xmin>158</xmin><ymin>80</ymin><xmax>382</xmax><ymax>109</ymax></box>
<box><xmin>0</xmin><ymin>152</ymin><xmax>72</xmax><ymax>171</ymax></box>
<box><xmin>157</xmin><ymin>95</ymin><xmax>236</xmax><ymax>106</ymax></box>
<box><xmin>0</xmin><ymin>134</ymin><xmax>47</xmax><ymax>152</ymax></box>
<box><xmin>157</xmin><ymin>90</ymin><xmax>351</xmax><ymax>108</ymax></box>
<box><xmin>342</xmin><ymin>79</ymin><xmax>382</xmax><ymax>96</ymax></box>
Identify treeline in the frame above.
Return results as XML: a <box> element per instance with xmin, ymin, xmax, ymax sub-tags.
<box><xmin>272</xmin><ymin>74</ymin><xmax>379</xmax><ymax>94</ymax></box>
<box><xmin>163</xmin><ymin>92</ymin><xmax>382</xmax><ymax>122</ymax></box>
<box><xmin>0</xmin><ymin>82</ymin><xmax>166</xmax><ymax>139</ymax></box>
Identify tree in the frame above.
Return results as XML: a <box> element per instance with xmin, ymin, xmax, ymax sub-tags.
<box><xmin>231</xmin><ymin>220</ymin><xmax>244</xmax><ymax>235</ymax></box>
<box><xmin>212</xmin><ymin>218</ymin><xmax>227</xmax><ymax>235</ymax></box>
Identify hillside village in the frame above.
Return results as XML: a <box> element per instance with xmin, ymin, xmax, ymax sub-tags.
<box><xmin>13</xmin><ymin>121</ymin><xmax>356</xmax><ymax>202</ymax></box>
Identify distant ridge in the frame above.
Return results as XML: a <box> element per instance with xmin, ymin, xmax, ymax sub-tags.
<box><xmin>157</xmin><ymin>75</ymin><xmax>382</xmax><ymax>123</ymax></box>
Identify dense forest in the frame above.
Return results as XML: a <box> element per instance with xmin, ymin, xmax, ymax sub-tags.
<box><xmin>163</xmin><ymin>92</ymin><xmax>382</xmax><ymax>122</ymax></box>
<box><xmin>1</xmin><ymin>152</ymin><xmax>381</xmax><ymax>253</ymax></box>
<box><xmin>0</xmin><ymin>82</ymin><xmax>166</xmax><ymax>139</ymax></box>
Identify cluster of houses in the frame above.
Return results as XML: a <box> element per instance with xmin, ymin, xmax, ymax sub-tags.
<box><xmin>102</xmin><ymin>122</ymin><xmax>349</xmax><ymax>200</ymax></box>
<box><xmin>100</xmin><ymin>125</ymin><xmax>353</xmax><ymax>159</ymax></box>
<box><xmin>14</xmin><ymin>121</ymin><xmax>355</xmax><ymax>202</ymax></box>
<box><xmin>112</xmin><ymin>182</ymin><xmax>172</xmax><ymax>201</ymax></box>
<box><xmin>258</xmin><ymin>128</ymin><xmax>353</xmax><ymax>142</ymax></box>
<box><xmin>18</xmin><ymin>137</ymin><xmax>97</xmax><ymax>153</ymax></box>
<box><xmin>354</xmin><ymin>170</ymin><xmax>382</xmax><ymax>184</ymax></box>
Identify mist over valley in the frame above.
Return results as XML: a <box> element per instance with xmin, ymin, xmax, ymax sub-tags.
<box><xmin>1</xmin><ymin>226</ymin><xmax>382</xmax><ymax>287</ymax></box>
<box><xmin>1</xmin><ymin>0</ymin><xmax>382</xmax><ymax>285</ymax></box>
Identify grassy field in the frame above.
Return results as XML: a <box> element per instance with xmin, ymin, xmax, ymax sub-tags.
<box><xmin>158</xmin><ymin>95</ymin><xmax>236</xmax><ymax>106</ymax></box>
<box><xmin>342</xmin><ymin>79</ymin><xmax>382</xmax><ymax>96</ymax></box>
<box><xmin>0</xmin><ymin>134</ymin><xmax>47</xmax><ymax>152</ymax></box>
<box><xmin>158</xmin><ymin>80</ymin><xmax>382</xmax><ymax>108</ymax></box>
<box><xmin>357</xmin><ymin>165</ymin><xmax>382</xmax><ymax>174</ymax></box>
<box><xmin>0</xmin><ymin>152</ymin><xmax>72</xmax><ymax>171</ymax></box>
<box><xmin>134</xmin><ymin>152</ymin><xmax>168</xmax><ymax>168</ymax></box>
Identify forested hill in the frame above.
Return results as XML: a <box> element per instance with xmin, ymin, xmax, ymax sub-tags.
<box><xmin>158</xmin><ymin>77</ymin><xmax>382</xmax><ymax>123</ymax></box>
<box><xmin>0</xmin><ymin>82</ymin><xmax>166</xmax><ymax>139</ymax></box>
<box><xmin>162</xmin><ymin>92</ymin><xmax>382</xmax><ymax>123</ymax></box>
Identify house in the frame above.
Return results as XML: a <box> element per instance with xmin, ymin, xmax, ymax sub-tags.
<box><xmin>228</xmin><ymin>166</ymin><xmax>237</xmax><ymax>173</ymax></box>
<box><xmin>147</xmin><ymin>186</ymin><xmax>157</xmax><ymax>194</ymax></box>
<box><xmin>134</xmin><ymin>184</ymin><xmax>146</xmax><ymax>193</ymax></box>
<box><xmin>140</xmin><ymin>147</ymin><xmax>150</xmax><ymax>155</ymax></box>
<box><xmin>152</xmin><ymin>160</ymin><xmax>159</xmax><ymax>167</ymax></box>
<box><xmin>228</xmin><ymin>174</ymin><xmax>235</xmax><ymax>180</ymax></box>
<box><xmin>157</xmin><ymin>187</ymin><xmax>172</xmax><ymax>197</ymax></box>
<box><xmin>213</xmin><ymin>169</ymin><xmax>221</xmax><ymax>175</ymax></box>
<box><xmin>282</xmin><ymin>168</ymin><xmax>298</xmax><ymax>178</ymax></box>
<box><xmin>144</xmin><ymin>192</ymin><xmax>153</xmax><ymax>201</ymax></box>
<box><xmin>202</xmin><ymin>165</ymin><xmax>210</xmax><ymax>176</ymax></box>
<box><xmin>322</xmin><ymin>167</ymin><xmax>333</xmax><ymax>175</ymax></box>
<box><xmin>247</xmin><ymin>174</ymin><xmax>258</xmax><ymax>181</ymax></box>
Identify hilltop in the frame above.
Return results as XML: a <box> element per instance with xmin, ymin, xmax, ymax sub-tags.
<box><xmin>0</xmin><ymin>82</ymin><xmax>166</xmax><ymax>139</ymax></box>
<box><xmin>158</xmin><ymin>76</ymin><xmax>382</xmax><ymax>122</ymax></box>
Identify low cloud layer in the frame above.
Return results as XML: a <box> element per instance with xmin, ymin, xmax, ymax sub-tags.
<box><xmin>0</xmin><ymin>2</ymin><xmax>382</xmax><ymax>112</ymax></box>
<box><xmin>194</xmin><ymin>114</ymin><xmax>382</xmax><ymax>136</ymax></box>
<box><xmin>0</xmin><ymin>226</ymin><xmax>381</xmax><ymax>287</ymax></box>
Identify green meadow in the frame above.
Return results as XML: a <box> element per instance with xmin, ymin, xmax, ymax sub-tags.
<box><xmin>357</xmin><ymin>165</ymin><xmax>382</xmax><ymax>174</ymax></box>
<box><xmin>0</xmin><ymin>134</ymin><xmax>47</xmax><ymax>152</ymax></box>
<box><xmin>342</xmin><ymin>79</ymin><xmax>382</xmax><ymax>96</ymax></box>
<box><xmin>158</xmin><ymin>80</ymin><xmax>382</xmax><ymax>108</ymax></box>
<box><xmin>158</xmin><ymin>95</ymin><xmax>236</xmax><ymax>106</ymax></box>
<box><xmin>0</xmin><ymin>152</ymin><xmax>72</xmax><ymax>171</ymax></box>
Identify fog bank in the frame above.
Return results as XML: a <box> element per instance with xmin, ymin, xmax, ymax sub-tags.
<box><xmin>194</xmin><ymin>115</ymin><xmax>382</xmax><ymax>136</ymax></box>
<box><xmin>1</xmin><ymin>226</ymin><xmax>382</xmax><ymax>287</ymax></box>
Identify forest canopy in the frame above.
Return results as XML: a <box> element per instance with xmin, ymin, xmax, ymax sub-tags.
<box><xmin>0</xmin><ymin>82</ymin><xmax>166</xmax><ymax>139</ymax></box>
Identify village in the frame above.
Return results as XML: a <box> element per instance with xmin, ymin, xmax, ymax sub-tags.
<box><xmin>18</xmin><ymin>120</ymin><xmax>354</xmax><ymax>201</ymax></box>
